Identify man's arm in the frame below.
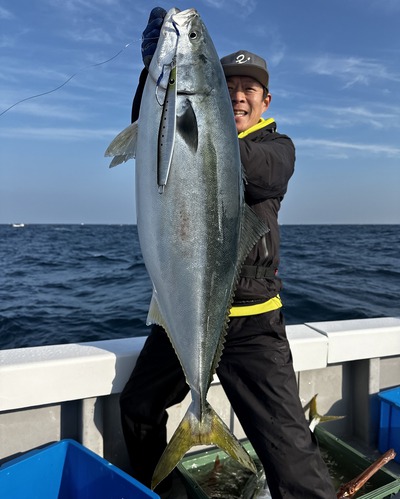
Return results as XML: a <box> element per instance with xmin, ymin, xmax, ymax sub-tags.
<box><xmin>131</xmin><ymin>69</ymin><xmax>148</xmax><ymax>123</ymax></box>
<box><xmin>239</xmin><ymin>134</ymin><xmax>295</xmax><ymax>201</ymax></box>
<box><xmin>131</xmin><ymin>8</ymin><xmax>166</xmax><ymax>123</ymax></box>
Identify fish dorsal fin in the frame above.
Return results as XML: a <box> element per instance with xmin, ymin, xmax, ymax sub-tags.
<box><xmin>104</xmin><ymin>121</ymin><xmax>138</xmax><ymax>168</ymax></box>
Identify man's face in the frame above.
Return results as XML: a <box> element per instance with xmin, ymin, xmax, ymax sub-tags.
<box><xmin>226</xmin><ymin>76</ymin><xmax>271</xmax><ymax>133</ymax></box>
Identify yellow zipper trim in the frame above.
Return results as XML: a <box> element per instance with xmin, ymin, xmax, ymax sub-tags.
<box><xmin>229</xmin><ymin>295</ymin><xmax>282</xmax><ymax>317</ymax></box>
<box><xmin>238</xmin><ymin>117</ymin><xmax>275</xmax><ymax>139</ymax></box>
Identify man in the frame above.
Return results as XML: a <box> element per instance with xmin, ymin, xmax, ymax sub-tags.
<box><xmin>120</xmin><ymin>8</ymin><xmax>336</xmax><ymax>499</ymax></box>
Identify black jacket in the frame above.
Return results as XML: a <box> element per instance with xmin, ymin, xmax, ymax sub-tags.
<box><xmin>235</xmin><ymin>120</ymin><xmax>295</xmax><ymax>305</ymax></box>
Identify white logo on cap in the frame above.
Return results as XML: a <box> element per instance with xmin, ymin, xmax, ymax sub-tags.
<box><xmin>236</xmin><ymin>54</ymin><xmax>250</xmax><ymax>64</ymax></box>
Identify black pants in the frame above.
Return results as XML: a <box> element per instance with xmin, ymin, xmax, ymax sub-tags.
<box><xmin>120</xmin><ymin>310</ymin><xmax>336</xmax><ymax>498</ymax></box>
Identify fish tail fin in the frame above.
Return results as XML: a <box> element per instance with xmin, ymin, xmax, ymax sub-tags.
<box><xmin>151</xmin><ymin>401</ymin><xmax>257</xmax><ymax>490</ymax></box>
<box><xmin>309</xmin><ymin>394</ymin><xmax>345</xmax><ymax>431</ymax></box>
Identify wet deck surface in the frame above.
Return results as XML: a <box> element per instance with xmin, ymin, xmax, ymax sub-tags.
<box><xmin>160</xmin><ymin>471</ymin><xmax>189</xmax><ymax>499</ymax></box>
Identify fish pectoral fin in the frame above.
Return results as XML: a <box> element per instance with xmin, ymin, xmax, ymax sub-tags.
<box><xmin>104</xmin><ymin>121</ymin><xmax>138</xmax><ymax>168</ymax></box>
<box><xmin>151</xmin><ymin>401</ymin><xmax>257</xmax><ymax>490</ymax></box>
<box><xmin>176</xmin><ymin>98</ymin><xmax>198</xmax><ymax>152</ymax></box>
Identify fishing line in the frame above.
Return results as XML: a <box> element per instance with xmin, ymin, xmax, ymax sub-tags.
<box><xmin>0</xmin><ymin>39</ymin><xmax>145</xmax><ymax>118</ymax></box>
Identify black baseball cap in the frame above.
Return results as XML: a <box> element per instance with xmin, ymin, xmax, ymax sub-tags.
<box><xmin>220</xmin><ymin>50</ymin><xmax>269</xmax><ymax>90</ymax></box>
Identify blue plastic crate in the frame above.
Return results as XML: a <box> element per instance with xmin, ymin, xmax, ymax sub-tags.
<box><xmin>0</xmin><ymin>439</ymin><xmax>159</xmax><ymax>498</ymax></box>
<box><xmin>378</xmin><ymin>386</ymin><xmax>400</xmax><ymax>463</ymax></box>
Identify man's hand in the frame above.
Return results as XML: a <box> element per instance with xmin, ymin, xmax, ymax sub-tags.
<box><xmin>142</xmin><ymin>7</ymin><xmax>167</xmax><ymax>69</ymax></box>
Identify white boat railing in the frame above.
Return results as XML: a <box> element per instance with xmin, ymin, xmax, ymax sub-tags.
<box><xmin>1</xmin><ymin>317</ymin><xmax>400</xmax><ymax>471</ymax></box>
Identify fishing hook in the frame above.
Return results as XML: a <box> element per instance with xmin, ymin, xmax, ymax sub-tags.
<box><xmin>155</xmin><ymin>18</ymin><xmax>180</xmax><ymax>106</ymax></box>
<box><xmin>155</xmin><ymin>61</ymin><xmax>176</xmax><ymax>106</ymax></box>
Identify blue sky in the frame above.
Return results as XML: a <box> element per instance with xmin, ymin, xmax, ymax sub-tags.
<box><xmin>1</xmin><ymin>0</ymin><xmax>399</xmax><ymax>224</ymax></box>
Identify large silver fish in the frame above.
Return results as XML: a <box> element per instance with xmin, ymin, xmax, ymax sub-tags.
<box><xmin>105</xmin><ymin>7</ymin><xmax>266</xmax><ymax>489</ymax></box>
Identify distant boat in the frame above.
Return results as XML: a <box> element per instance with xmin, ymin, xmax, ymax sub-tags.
<box><xmin>12</xmin><ymin>223</ymin><xmax>25</xmax><ymax>228</ymax></box>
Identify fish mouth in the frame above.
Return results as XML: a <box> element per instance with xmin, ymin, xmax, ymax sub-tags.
<box><xmin>172</xmin><ymin>8</ymin><xmax>198</xmax><ymax>27</ymax></box>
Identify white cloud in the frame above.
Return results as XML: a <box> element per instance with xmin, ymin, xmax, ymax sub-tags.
<box><xmin>203</xmin><ymin>0</ymin><xmax>225</xmax><ymax>8</ymax></box>
<box><xmin>296</xmin><ymin>138</ymin><xmax>400</xmax><ymax>158</ymax></box>
<box><xmin>203</xmin><ymin>0</ymin><xmax>257</xmax><ymax>16</ymax></box>
<box><xmin>0</xmin><ymin>126</ymin><xmax>117</xmax><ymax>141</ymax></box>
<box><xmin>0</xmin><ymin>34</ymin><xmax>14</xmax><ymax>48</ymax></box>
<box><xmin>47</xmin><ymin>0</ymin><xmax>120</xmax><ymax>13</ymax></box>
<box><xmin>0</xmin><ymin>6</ymin><xmax>14</xmax><ymax>19</ymax></box>
<box><xmin>307</xmin><ymin>104</ymin><xmax>400</xmax><ymax>130</ymax></box>
<box><xmin>232</xmin><ymin>0</ymin><xmax>257</xmax><ymax>14</ymax></box>
<box><xmin>3</xmin><ymin>101</ymin><xmax>87</xmax><ymax>121</ymax></box>
<box><xmin>63</xmin><ymin>27</ymin><xmax>113</xmax><ymax>44</ymax></box>
<box><xmin>248</xmin><ymin>26</ymin><xmax>286</xmax><ymax>67</ymax></box>
<box><xmin>369</xmin><ymin>0</ymin><xmax>400</xmax><ymax>13</ymax></box>
<box><xmin>269</xmin><ymin>47</ymin><xmax>285</xmax><ymax>67</ymax></box>
<box><xmin>307</xmin><ymin>55</ymin><xmax>400</xmax><ymax>88</ymax></box>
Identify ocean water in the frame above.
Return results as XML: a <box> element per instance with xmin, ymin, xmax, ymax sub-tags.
<box><xmin>1</xmin><ymin>224</ymin><xmax>399</xmax><ymax>350</ymax></box>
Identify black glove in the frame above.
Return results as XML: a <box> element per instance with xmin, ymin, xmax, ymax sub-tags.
<box><xmin>141</xmin><ymin>7</ymin><xmax>167</xmax><ymax>69</ymax></box>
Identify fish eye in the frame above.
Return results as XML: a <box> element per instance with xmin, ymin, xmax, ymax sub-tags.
<box><xmin>189</xmin><ymin>31</ymin><xmax>198</xmax><ymax>40</ymax></box>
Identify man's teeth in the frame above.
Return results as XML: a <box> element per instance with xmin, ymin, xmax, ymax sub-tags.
<box><xmin>234</xmin><ymin>111</ymin><xmax>246</xmax><ymax>116</ymax></box>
